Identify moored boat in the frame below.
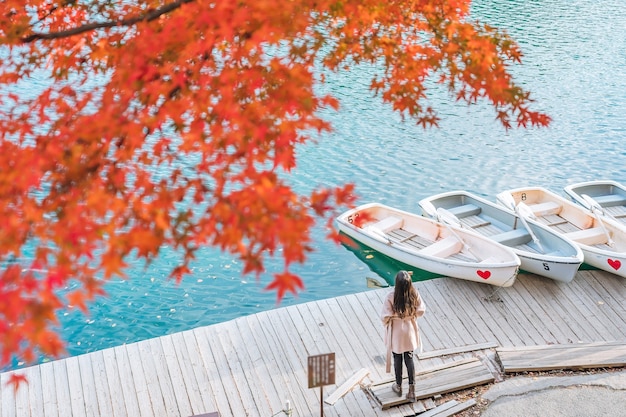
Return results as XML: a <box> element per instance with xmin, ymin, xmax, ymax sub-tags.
<box><xmin>564</xmin><ymin>180</ymin><xmax>626</xmax><ymax>227</ymax></box>
<box><xmin>336</xmin><ymin>202</ymin><xmax>520</xmax><ymax>287</ymax></box>
<box><xmin>419</xmin><ymin>190</ymin><xmax>584</xmax><ymax>283</ymax></box>
<box><xmin>496</xmin><ymin>186</ymin><xmax>626</xmax><ymax>278</ymax></box>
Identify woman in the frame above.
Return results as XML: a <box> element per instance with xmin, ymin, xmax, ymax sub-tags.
<box><xmin>380</xmin><ymin>270</ymin><xmax>426</xmax><ymax>402</ymax></box>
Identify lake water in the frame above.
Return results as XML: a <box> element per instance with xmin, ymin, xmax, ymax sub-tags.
<box><xmin>16</xmin><ymin>0</ymin><xmax>626</xmax><ymax>366</ymax></box>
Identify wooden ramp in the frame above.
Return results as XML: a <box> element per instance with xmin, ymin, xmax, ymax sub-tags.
<box><xmin>368</xmin><ymin>358</ymin><xmax>494</xmax><ymax>410</ymax></box>
<box><xmin>497</xmin><ymin>341</ymin><xmax>626</xmax><ymax>372</ymax></box>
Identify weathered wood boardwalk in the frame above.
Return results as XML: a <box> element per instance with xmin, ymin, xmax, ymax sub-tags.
<box><xmin>1</xmin><ymin>270</ymin><xmax>625</xmax><ymax>417</ymax></box>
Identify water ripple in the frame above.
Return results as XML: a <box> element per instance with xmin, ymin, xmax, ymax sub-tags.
<box><xmin>35</xmin><ymin>0</ymin><xmax>626</xmax><ymax>365</ymax></box>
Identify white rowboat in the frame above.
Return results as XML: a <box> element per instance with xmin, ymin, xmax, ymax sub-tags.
<box><xmin>564</xmin><ymin>180</ymin><xmax>626</xmax><ymax>227</ymax></box>
<box><xmin>336</xmin><ymin>202</ymin><xmax>520</xmax><ymax>287</ymax></box>
<box><xmin>496</xmin><ymin>186</ymin><xmax>626</xmax><ymax>279</ymax></box>
<box><xmin>419</xmin><ymin>190</ymin><xmax>584</xmax><ymax>283</ymax></box>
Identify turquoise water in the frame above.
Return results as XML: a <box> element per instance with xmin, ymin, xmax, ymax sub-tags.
<box><xmin>15</xmin><ymin>0</ymin><xmax>626</xmax><ymax>366</ymax></box>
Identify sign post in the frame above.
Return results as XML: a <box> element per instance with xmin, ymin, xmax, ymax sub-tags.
<box><xmin>307</xmin><ymin>353</ymin><xmax>335</xmax><ymax>417</ymax></box>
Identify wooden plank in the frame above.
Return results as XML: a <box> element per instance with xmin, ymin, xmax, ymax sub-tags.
<box><xmin>497</xmin><ymin>342</ymin><xmax>626</xmax><ymax>372</ymax></box>
<box><xmin>77</xmin><ymin>353</ymin><xmax>100</xmax><ymax>417</ymax></box>
<box><xmin>498</xmin><ymin>340</ymin><xmax>624</xmax><ymax>351</ymax></box>
<box><xmin>65</xmin><ymin>356</ymin><xmax>87</xmax><ymax>417</ymax></box>
<box><xmin>10</xmin><ymin>369</ymin><xmax>29</xmax><ymax>417</ymax></box>
<box><xmin>91</xmin><ymin>351</ymin><xmax>115</xmax><ymax>417</ymax></box>
<box><xmin>325</xmin><ymin>368</ymin><xmax>370</xmax><ymax>405</ymax></box>
<box><xmin>100</xmin><ymin>347</ymin><xmax>127</xmax><ymax>417</ymax></box>
<box><xmin>429</xmin><ymin>399</ymin><xmax>476</xmax><ymax>417</ymax></box>
<box><xmin>25</xmin><ymin>365</ymin><xmax>44</xmax><ymax>417</ymax></box>
<box><xmin>110</xmin><ymin>345</ymin><xmax>141</xmax><ymax>417</ymax></box>
<box><xmin>40</xmin><ymin>361</ymin><xmax>59</xmax><ymax>417</ymax></box>
<box><xmin>1</xmin><ymin>372</ymin><xmax>14</xmax><ymax>417</ymax></box>
<box><xmin>148</xmin><ymin>337</ymin><xmax>180</xmax><ymax>416</ymax></box>
<box><xmin>418</xmin><ymin>342</ymin><xmax>498</xmax><ymax>360</ymax></box>
<box><xmin>417</xmin><ymin>400</ymin><xmax>460</xmax><ymax>417</ymax></box>
<box><xmin>461</xmin><ymin>215</ymin><xmax>491</xmax><ymax>229</ymax></box>
<box><xmin>52</xmin><ymin>359</ymin><xmax>74</xmax><ymax>416</ymax></box>
<box><xmin>125</xmin><ymin>342</ymin><xmax>156</xmax><ymax>417</ymax></box>
<box><xmin>419</xmin><ymin>399</ymin><xmax>477</xmax><ymax>417</ymax></box>
<box><xmin>180</xmin><ymin>330</ymin><xmax>219</xmax><ymax>414</ymax></box>
<box><xmin>160</xmin><ymin>334</ymin><xmax>194</xmax><ymax>417</ymax></box>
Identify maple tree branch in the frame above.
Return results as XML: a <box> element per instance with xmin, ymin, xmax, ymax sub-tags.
<box><xmin>21</xmin><ymin>0</ymin><xmax>195</xmax><ymax>43</ymax></box>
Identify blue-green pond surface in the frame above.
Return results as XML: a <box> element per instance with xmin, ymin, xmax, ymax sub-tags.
<box><xmin>10</xmin><ymin>0</ymin><xmax>626</xmax><ymax>367</ymax></box>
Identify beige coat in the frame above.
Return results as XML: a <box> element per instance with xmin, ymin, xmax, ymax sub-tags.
<box><xmin>380</xmin><ymin>290</ymin><xmax>426</xmax><ymax>372</ymax></box>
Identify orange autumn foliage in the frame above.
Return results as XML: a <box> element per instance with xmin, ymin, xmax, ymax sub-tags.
<box><xmin>0</xmin><ymin>0</ymin><xmax>549</xmax><ymax>370</ymax></box>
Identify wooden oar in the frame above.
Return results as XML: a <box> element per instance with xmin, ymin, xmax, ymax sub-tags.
<box><xmin>435</xmin><ymin>207</ymin><xmax>481</xmax><ymax>261</ymax></box>
<box><xmin>496</xmin><ymin>191</ymin><xmax>517</xmax><ymax>212</ymax></box>
<box><xmin>581</xmin><ymin>194</ymin><xmax>615</xmax><ymax>247</ymax></box>
<box><xmin>515</xmin><ymin>202</ymin><xmax>546</xmax><ymax>253</ymax></box>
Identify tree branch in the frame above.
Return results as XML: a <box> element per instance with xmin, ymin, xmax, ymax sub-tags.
<box><xmin>21</xmin><ymin>0</ymin><xmax>195</xmax><ymax>43</ymax></box>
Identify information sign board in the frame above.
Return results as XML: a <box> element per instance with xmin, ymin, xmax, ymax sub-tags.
<box><xmin>307</xmin><ymin>353</ymin><xmax>336</xmax><ymax>388</ymax></box>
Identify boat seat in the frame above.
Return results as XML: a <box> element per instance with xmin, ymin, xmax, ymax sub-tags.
<box><xmin>528</xmin><ymin>201</ymin><xmax>561</xmax><ymax>216</ymax></box>
<box><xmin>419</xmin><ymin>236</ymin><xmax>463</xmax><ymax>258</ymax></box>
<box><xmin>593</xmin><ymin>194</ymin><xmax>626</xmax><ymax>207</ymax></box>
<box><xmin>563</xmin><ymin>227</ymin><xmax>607</xmax><ymax>246</ymax></box>
<box><xmin>449</xmin><ymin>204</ymin><xmax>481</xmax><ymax>218</ymax></box>
<box><xmin>491</xmin><ymin>229</ymin><xmax>531</xmax><ymax>247</ymax></box>
<box><xmin>367</xmin><ymin>216</ymin><xmax>403</xmax><ymax>233</ymax></box>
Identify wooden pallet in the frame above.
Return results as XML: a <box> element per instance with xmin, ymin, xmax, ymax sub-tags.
<box><xmin>368</xmin><ymin>358</ymin><xmax>494</xmax><ymax>410</ymax></box>
<box><xmin>497</xmin><ymin>341</ymin><xmax>626</xmax><ymax>372</ymax></box>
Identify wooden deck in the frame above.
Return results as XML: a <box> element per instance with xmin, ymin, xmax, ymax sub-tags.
<box><xmin>1</xmin><ymin>270</ymin><xmax>626</xmax><ymax>417</ymax></box>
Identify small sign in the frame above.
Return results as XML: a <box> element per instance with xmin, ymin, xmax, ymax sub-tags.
<box><xmin>308</xmin><ymin>352</ymin><xmax>336</xmax><ymax>388</ymax></box>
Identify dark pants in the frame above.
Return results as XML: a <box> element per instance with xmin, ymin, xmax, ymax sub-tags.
<box><xmin>393</xmin><ymin>351</ymin><xmax>415</xmax><ymax>385</ymax></box>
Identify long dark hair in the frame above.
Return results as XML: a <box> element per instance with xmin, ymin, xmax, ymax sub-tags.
<box><xmin>393</xmin><ymin>270</ymin><xmax>419</xmax><ymax>318</ymax></box>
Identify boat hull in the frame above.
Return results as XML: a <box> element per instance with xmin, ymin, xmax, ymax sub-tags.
<box><xmin>337</xmin><ymin>203</ymin><xmax>520</xmax><ymax>287</ymax></box>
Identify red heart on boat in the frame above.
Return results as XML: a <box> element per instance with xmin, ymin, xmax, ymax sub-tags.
<box><xmin>477</xmin><ymin>270</ymin><xmax>491</xmax><ymax>279</ymax></box>
<box><xmin>608</xmin><ymin>259</ymin><xmax>621</xmax><ymax>270</ymax></box>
